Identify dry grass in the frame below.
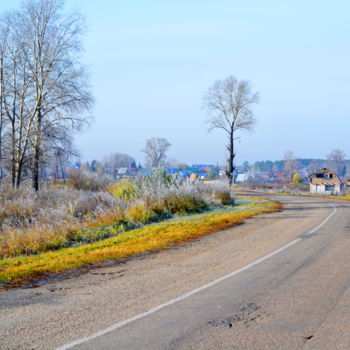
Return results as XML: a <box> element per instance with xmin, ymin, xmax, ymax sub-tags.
<box><xmin>306</xmin><ymin>193</ymin><xmax>350</xmax><ymax>201</ymax></box>
<box><xmin>0</xmin><ymin>198</ymin><xmax>281</xmax><ymax>286</ymax></box>
<box><xmin>237</xmin><ymin>183</ymin><xmax>310</xmax><ymax>195</ymax></box>
<box><xmin>241</xmin><ymin>187</ymin><xmax>350</xmax><ymax>201</ymax></box>
<box><xmin>0</xmin><ymin>176</ymin><xmax>232</xmax><ymax>258</ymax></box>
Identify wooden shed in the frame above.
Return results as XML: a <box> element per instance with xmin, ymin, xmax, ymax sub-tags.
<box><xmin>308</xmin><ymin>168</ymin><xmax>343</xmax><ymax>195</ymax></box>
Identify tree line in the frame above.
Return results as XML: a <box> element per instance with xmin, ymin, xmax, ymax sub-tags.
<box><xmin>0</xmin><ymin>0</ymin><xmax>92</xmax><ymax>190</ymax></box>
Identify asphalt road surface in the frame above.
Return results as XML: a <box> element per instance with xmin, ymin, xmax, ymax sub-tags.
<box><xmin>1</xmin><ymin>193</ymin><xmax>350</xmax><ymax>350</ymax></box>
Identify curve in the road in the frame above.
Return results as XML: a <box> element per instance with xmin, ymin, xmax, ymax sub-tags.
<box><xmin>56</xmin><ymin>205</ymin><xmax>337</xmax><ymax>350</ymax></box>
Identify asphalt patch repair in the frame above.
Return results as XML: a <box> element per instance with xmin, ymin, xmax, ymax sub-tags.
<box><xmin>208</xmin><ymin>303</ymin><xmax>262</xmax><ymax>328</ymax></box>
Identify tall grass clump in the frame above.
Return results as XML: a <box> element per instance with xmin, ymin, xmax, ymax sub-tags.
<box><xmin>0</xmin><ymin>185</ymin><xmax>118</xmax><ymax>257</ymax></box>
<box><xmin>67</xmin><ymin>168</ymin><xmax>112</xmax><ymax>191</ymax></box>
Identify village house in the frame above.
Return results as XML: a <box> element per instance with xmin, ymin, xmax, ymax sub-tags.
<box><xmin>308</xmin><ymin>168</ymin><xmax>343</xmax><ymax>195</ymax></box>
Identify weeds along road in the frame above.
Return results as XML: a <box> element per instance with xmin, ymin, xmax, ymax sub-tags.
<box><xmin>1</xmin><ymin>194</ymin><xmax>350</xmax><ymax>350</ymax></box>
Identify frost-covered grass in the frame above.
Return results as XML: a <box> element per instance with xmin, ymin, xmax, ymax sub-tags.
<box><xmin>0</xmin><ymin>197</ymin><xmax>281</xmax><ymax>286</ymax></box>
<box><xmin>236</xmin><ymin>183</ymin><xmax>350</xmax><ymax>201</ymax></box>
<box><xmin>0</xmin><ymin>172</ymin><xmax>232</xmax><ymax>258</ymax></box>
<box><xmin>236</xmin><ymin>183</ymin><xmax>310</xmax><ymax>195</ymax></box>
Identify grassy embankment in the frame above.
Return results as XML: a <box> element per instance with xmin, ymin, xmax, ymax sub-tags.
<box><xmin>243</xmin><ymin>188</ymin><xmax>350</xmax><ymax>201</ymax></box>
<box><xmin>233</xmin><ymin>184</ymin><xmax>350</xmax><ymax>201</ymax></box>
<box><xmin>0</xmin><ymin>196</ymin><xmax>281</xmax><ymax>286</ymax></box>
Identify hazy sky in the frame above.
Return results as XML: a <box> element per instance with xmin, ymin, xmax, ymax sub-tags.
<box><xmin>1</xmin><ymin>0</ymin><xmax>349</xmax><ymax>165</ymax></box>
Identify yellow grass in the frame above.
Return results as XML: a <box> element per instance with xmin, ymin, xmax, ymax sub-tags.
<box><xmin>0</xmin><ymin>200</ymin><xmax>281</xmax><ymax>286</ymax></box>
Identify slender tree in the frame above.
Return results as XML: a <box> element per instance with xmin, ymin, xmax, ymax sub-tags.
<box><xmin>203</xmin><ymin>75</ymin><xmax>259</xmax><ymax>184</ymax></box>
<box><xmin>284</xmin><ymin>150</ymin><xmax>298</xmax><ymax>181</ymax></box>
<box><xmin>0</xmin><ymin>28</ymin><xmax>5</xmax><ymax>184</ymax></box>
<box><xmin>0</xmin><ymin>17</ymin><xmax>35</xmax><ymax>188</ymax></box>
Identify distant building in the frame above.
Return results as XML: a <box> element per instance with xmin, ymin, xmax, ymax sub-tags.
<box><xmin>179</xmin><ymin>171</ymin><xmax>190</xmax><ymax>178</ymax></box>
<box><xmin>308</xmin><ymin>168</ymin><xmax>343</xmax><ymax>195</ymax></box>
<box><xmin>197</xmin><ymin>172</ymin><xmax>207</xmax><ymax>180</ymax></box>
<box><xmin>116</xmin><ymin>167</ymin><xmax>138</xmax><ymax>178</ymax></box>
<box><xmin>219</xmin><ymin>170</ymin><xmax>226</xmax><ymax>178</ymax></box>
<box><xmin>137</xmin><ymin>169</ymin><xmax>151</xmax><ymax>177</ymax></box>
<box><xmin>192</xmin><ymin>164</ymin><xmax>215</xmax><ymax>170</ymax></box>
<box><xmin>235</xmin><ymin>173</ymin><xmax>250</xmax><ymax>183</ymax></box>
<box><xmin>165</xmin><ymin>168</ymin><xmax>178</xmax><ymax>174</ymax></box>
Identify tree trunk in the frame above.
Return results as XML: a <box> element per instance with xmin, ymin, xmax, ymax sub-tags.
<box><xmin>0</xmin><ymin>54</ymin><xmax>3</xmax><ymax>185</ymax></box>
<box><xmin>226</xmin><ymin>130</ymin><xmax>235</xmax><ymax>185</ymax></box>
<box><xmin>32</xmin><ymin>109</ymin><xmax>42</xmax><ymax>191</ymax></box>
<box><xmin>10</xmin><ymin>121</ymin><xmax>16</xmax><ymax>188</ymax></box>
<box><xmin>15</xmin><ymin>159</ymin><xmax>23</xmax><ymax>189</ymax></box>
<box><xmin>11</xmin><ymin>59</ymin><xmax>17</xmax><ymax>188</ymax></box>
<box><xmin>32</xmin><ymin>140</ymin><xmax>40</xmax><ymax>191</ymax></box>
<box><xmin>58</xmin><ymin>150</ymin><xmax>66</xmax><ymax>183</ymax></box>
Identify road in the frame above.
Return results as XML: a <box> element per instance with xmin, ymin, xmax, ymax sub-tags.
<box><xmin>1</xmin><ymin>194</ymin><xmax>350</xmax><ymax>349</ymax></box>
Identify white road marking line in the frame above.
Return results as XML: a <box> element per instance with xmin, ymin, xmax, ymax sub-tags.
<box><xmin>307</xmin><ymin>205</ymin><xmax>337</xmax><ymax>234</ymax></box>
<box><xmin>56</xmin><ymin>205</ymin><xmax>337</xmax><ymax>350</ymax></box>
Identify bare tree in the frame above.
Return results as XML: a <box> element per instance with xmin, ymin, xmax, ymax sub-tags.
<box><xmin>284</xmin><ymin>150</ymin><xmax>298</xmax><ymax>181</ymax></box>
<box><xmin>20</xmin><ymin>0</ymin><xmax>93</xmax><ymax>190</ymax></box>
<box><xmin>0</xmin><ymin>27</ymin><xmax>5</xmax><ymax>184</ymax></box>
<box><xmin>0</xmin><ymin>16</ymin><xmax>36</xmax><ymax>188</ymax></box>
<box><xmin>326</xmin><ymin>149</ymin><xmax>346</xmax><ymax>176</ymax></box>
<box><xmin>142</xmin><ymin>137</ymin><xmax>171</xmax><ymax>168</ymax></box>
<box><xmin>0</xmin><ymin>0</ymin><xmax>93</xmax><ymax>189</ymax></box>
<box><xmin>203</xmin><ymin>75</ymin><xmax>259</xmax><ymax>184</ymax></box>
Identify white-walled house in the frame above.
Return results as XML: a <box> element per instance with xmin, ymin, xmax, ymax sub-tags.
<box><xmin>308</xmin><ymin>168</ymin><xmax>343</xmax><ymax>195</ymax></box>
<box><xmin>235</xmin><ymin>173</ymin><xmax>250</xmax><ymax>183</ymax></box>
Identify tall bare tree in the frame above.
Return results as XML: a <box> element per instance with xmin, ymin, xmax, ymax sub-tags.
<box><xmin>0</xmin><ymin>0</ymin><xmax>93</xmax><ymax>190</ymax></box>
<box><xmin>284</xmin><ymin>150</ymin><xmax>298</xmax><ymax>181</ymax></box>
<box><xmin>326</xmin><ymin>149</ymin><xmax>346</xmax><ymax>177</ymax></box>
<box><xmin>203</xmin><ymin>75</ymin><xmax>259</xmax><ymax>184</ymax></box>
<box><xmin>0</xmin><ymin>27</ymin><xmax>5</xmax><ymax>184</ymax></box>
<box><xmin>142</xmin><ymin>137</ymin><xmax>171</xmax><ymax>168</ymax></box>
<box><xmin>0</xmin><ymin>16</ymin><xmax>35</xmax><ymax>188</ymax></box>
<box><xmin>22</xmin><ymin>0</ymin><xmax>92</xmax><ymax>190</ymax></box>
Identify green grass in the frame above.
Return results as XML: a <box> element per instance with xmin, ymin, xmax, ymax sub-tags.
<box><xmin>0</xmin><ymin>197</ymin><xmax>281</xmax><ymax>287</ymax></box>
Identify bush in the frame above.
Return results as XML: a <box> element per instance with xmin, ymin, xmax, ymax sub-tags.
<box><xmin>148</xmin><ymin>201</ymin><xmax>172</xmax><ymax>220</ymax></box>
<box><xmin>69</xmin><ymin>192</ymin><xmax>117</xmax><ymax>219</ymax></box>
<box><xmin>205</xmin><ymin>181</ymin><xmax>232</xmax><ymax>205</ymax></box>
<box><xmin>67</xmin><ymin>168</ymin><xmax>112</xmax><ymax>191</ymax></box>
<box><xmin>163</xmin><ymin>192</ymin><xmax>208</xmax><ymax>215</ymax></box>
<box><xmin>107</xmin><ymin>179</ymin><xmax>137</xmax><ymax>200</ymax></box>
<box><xmin>125</xmin><ymin>201</ymin><xmax>157</xmax><ymax>225</ymax></box>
